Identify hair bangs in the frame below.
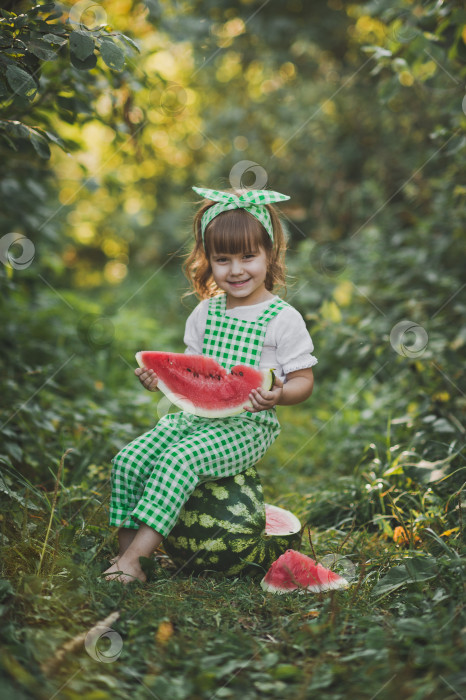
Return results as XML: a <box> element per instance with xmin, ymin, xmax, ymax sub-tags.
<box><xmin>204</xmin><ymin>209</ymin><xmax>271</xmax><ymax>256</ymax></box>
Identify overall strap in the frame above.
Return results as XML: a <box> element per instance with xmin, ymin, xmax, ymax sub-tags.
<box><xmin>207</xmin><ymin>293</ymin><xmax>226</xmax><ymax>318</ymax></box>
<box><xmin>255</xmin><ymin>297</ymin><xmax>290</xmax><ymax>325</ymax></box>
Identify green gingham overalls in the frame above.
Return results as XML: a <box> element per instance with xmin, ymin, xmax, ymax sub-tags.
<box><xmin>109</xmin><ymin>294</ymin><xmax>289</xmax><ymax>538</ymax></box>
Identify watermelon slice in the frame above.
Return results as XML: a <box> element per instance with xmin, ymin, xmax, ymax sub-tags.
<box><xmin>135</xmin><ymin>351</ymin><xmax>274</xmax><ymax>418</ymax></box>
<box><xmin>261</xmin><ymin>549</ymin><xmax>350</xmax><ymax>594</ymax></box>
<box><xmin>265</xmin><ymin>504</ymin><xmax>301</xmax><ymax>535</ymax></box>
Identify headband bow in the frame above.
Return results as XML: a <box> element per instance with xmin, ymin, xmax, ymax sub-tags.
<box><xmin>192</xmin><ymin>186</ymin><xmax>290</xmax><ymax>244</ymax></box>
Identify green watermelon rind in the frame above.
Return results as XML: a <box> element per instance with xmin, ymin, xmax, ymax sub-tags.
<box><xmin>164</xmin><ymin>466</ymin><xmax>302</xmax><ymax>577</ymax></box>
<box><xmin>135</xmin><ymin>351</ymin><xmax>274</xmax><ymax>418</ymax></box>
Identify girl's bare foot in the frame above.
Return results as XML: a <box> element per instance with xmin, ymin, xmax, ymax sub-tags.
<box><xmin>107</xmin><ymin>527</ymin><xmax>139</xmax><ymax>565</ymax></box>
<box><xmin>103</xmin><ymin>556</ymin><xmax>146</xmax><ymax>584</ymax></box>
<box><xmin>103</xmin><ymin>523</ymin><xmax>163</xmax><ymax>584</ymax></box>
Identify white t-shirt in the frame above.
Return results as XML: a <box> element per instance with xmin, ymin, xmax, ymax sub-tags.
<box><xmin>184</xmin><ymin>295</ymin><xmax>317</xmax><ymax>382</ymax></box>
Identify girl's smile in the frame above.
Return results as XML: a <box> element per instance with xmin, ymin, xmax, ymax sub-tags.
<box><xmin>228</xmin><ymin>279</ymin><xmax>251</xmax><ymax>287</ymax></box>
<box><xmin>210</xmin><ymin>247</ymin><xmax>273</xmax><ymax>307</ymax></box>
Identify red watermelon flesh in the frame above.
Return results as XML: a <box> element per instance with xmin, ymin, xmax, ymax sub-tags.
<box><xmin>265</xmin><ymin>504</ymin><xmax>301</xmax><ymax>536</ymax></box>
<box><xmin>261</xmin><ymin>549</ymin><xmax>349</xmax><ymax>594</ymax></box>
<box><xmin>136</xmin><ymin>351</ymin><xmax>274</xmax><ymax>418</ymax></box>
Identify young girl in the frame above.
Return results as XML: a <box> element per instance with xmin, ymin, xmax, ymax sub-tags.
<box><xmin>104</xmin><ymin>186</ymin><xmax>317</xmax><ymax>583</ymax></box>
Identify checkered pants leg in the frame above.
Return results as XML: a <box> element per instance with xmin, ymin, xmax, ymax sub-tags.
<box><xmin>109</xmin><ymin>412</ymin><xmax>279</xmax><ymax>538</ymax></box>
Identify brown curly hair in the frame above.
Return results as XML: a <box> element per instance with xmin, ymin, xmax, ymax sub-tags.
<box><xmin>184</xmin><ymin>189</ymin><xmax>288</xmax><ymax>299</ymax></box>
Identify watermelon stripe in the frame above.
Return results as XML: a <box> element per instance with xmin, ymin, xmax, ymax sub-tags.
<box><xmin>164</xmin><ymin>466</ymin><xmax>302</xmax><ymax>576</ymax></box>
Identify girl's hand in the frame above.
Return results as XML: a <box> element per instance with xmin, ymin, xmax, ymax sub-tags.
<box><xmin>245</xmin><ymin>376</ymin><xmax>284</xmax><ymax>412</ymax></box>
<box><xmin>135</xmin><ymin>366</ymin><xmax>159</xmax><ymax>392</ymax></box>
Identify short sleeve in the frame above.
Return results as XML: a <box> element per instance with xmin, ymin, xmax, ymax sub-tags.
<box><xmin>274</xmin><ymin>306</ymin><xmax>318</xmax><ymax>376</ymax></box>
<box><xmin>183</xmin><ymin>300</ymin><xmax>208</xmax><ymax>355</ymax></box>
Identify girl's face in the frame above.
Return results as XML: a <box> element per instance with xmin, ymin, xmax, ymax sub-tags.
<box><xmin>209</xmin><ymin>245</ymin><xmax>271</xmax><ymax>306</ymax></box>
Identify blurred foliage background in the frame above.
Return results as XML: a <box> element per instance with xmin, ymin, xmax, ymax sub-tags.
<box><xmin>1</xmin><ymin>0</ymin><xmax>464</xmax><ymax>488</ymax></box>
<box><xmin>0</xmin><ymin>1</ymin><xmax>465</xmax><ymax>697</ymax></box>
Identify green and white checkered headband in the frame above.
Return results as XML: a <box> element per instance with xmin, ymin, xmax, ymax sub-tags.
<box><xmin>192</xmin><ymin>186</ymin><xmax>290</xmax><ymax>244</ymax></box>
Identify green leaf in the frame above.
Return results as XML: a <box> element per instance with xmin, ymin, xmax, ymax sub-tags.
<box><xmin>56</xmin><ymin>94</ymin><xmax>75</xmax><ymax>111</ymax></box>
<box><xmin>0</xmin><ymin>130</ymin><xmax>16</xmax><ymax>150</ymax></box>
<box><xmin>12</xmin><ymin>14</ymin><xmax>29</xmax><ymax>29</ymax></box>
<box><xmin>371</xmin><ymin>565</ymin><xmax>411</xmax><ymax>597</ymax></box>
<box><xmin>40</xmin><ymin>33</ymin><xmax>68</xmax><ymax>46</ymax></box>
<box><xmin>119</xmin><ymin>33</ymin><xmax>140</xmax><ymax>53</ymax></box>
<box><xmin>145</xmin><ymin>0</ymin><xmax>162</xmax><ymax>21</ymax></box>
<box><xmin>0</xmin><ymin>474</ymin><xmax>39</xmax><ymax>508</ymax></box>
<box><xmin>69</xmin><ymin>30</ymin><xmax>95</xmax><ymax>60</ymax></box>
<box><xmin>432</xmin><ymin>418</ymin><xmax>456</xmax><ymax>433</ymax></box>
<box><xmin>372</xmin><ymin>556</ymin><xmax>438</xmax><ymax>599</ymax></box>
<box><xmin>70</xmin><ymin>51</ymin><xmax>97</xmax><ymax>71</ymax></box>
<box><xmin>1</xmin><ymin>122</ymin><xmax>53</xmax><ymax>159</ymax></box>
<box><xmin>270</xmin><ymin>664</ymin><xmax>300</xmax><ymax>680</ymax></box>
<box><xmin>395</xmin><ymin>617</ymin><xmax>430</xmax><ymax>638</ymax></box>
<box><xmin>41</xmin><ymin>129</ymin><xmax>67</xmax><ymax>152</ymax></box>
<box><xmin>27</xmin><ymin>2</ymin><xmax>55</xmax><ymax>16</ymax></box>
<box><xmin>44</xmin><ymin>9</ymin><xmax>64</xmax><ymax>22</ymax></box>
<box><xmin>100</xmin><ymin>38</ymin><xmax>125</xmax><ymax>71</ymax></box>
<box><xmin>423</xmin><ymin>528</ymin><xmax>460</xmax><ymax>560</ymax></box>
<box><xmin>28</xmin><ymin>38</ymin><xmax>59</xmax><ymax>61</ymax></box>
<box><xmin>5</xmin><ymin>65</ymin><xmax>37</xmax><ymax>101</ymax></box>
<box><xmin>28</xmin><ymin>127</ymin><xmax>51</xmax><ymax>159</ymax></box>
<box><xmin>404</xmin><ymin>556</ymin><xmax>438</xmax><ymax>582</ymax></box>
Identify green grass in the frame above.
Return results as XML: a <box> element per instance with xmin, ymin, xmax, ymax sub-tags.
<box><xmin>1</xmin><ymin>265</ymin><xmax>464</xmax><ymax>699</ymax></box>
<box><xmin>1</xmin><ymin>397</ymin><xmax>464</xmax><ymax>700</ymax></box>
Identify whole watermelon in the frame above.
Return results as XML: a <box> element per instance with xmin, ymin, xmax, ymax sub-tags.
<box><xmin>164</xmin><ymin>465</ymin><xmax>302</xmax><ymax>577</ymax></box>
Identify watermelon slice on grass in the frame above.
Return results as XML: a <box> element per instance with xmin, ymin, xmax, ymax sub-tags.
<box><xmin>261</xmin><ymin>549</ymin><xmax>350</xmax><ymax>594</ymax></box>
<box><xmin>135</xmin><ymin>351</ymin><xmax>274</xmax><ymax>418</ymax></box>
